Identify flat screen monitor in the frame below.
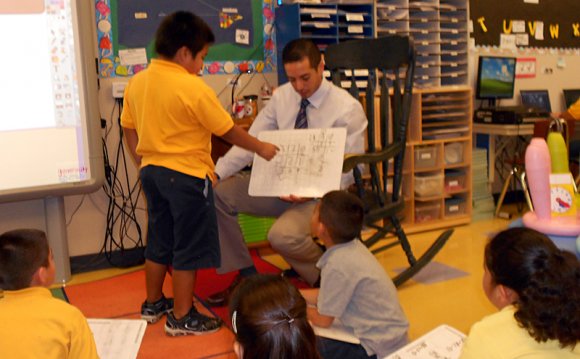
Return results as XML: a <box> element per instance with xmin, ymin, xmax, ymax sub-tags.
<box><xmin>0</xmin><ymin>0</ymin><xmax>103</xmax><ymax>203</ymax></box>
<box><xmin>563</xmin><ymin>89</ymin><xmax>580</xmax><ymax>108</ymax></box>
<box><xmin>520</xmin><ymin>90</ymin><xmax>552</xmax><ymax>112</ymax></box>
<box><xmin>475</xmin><ymin>56</ymin><xmax>517</xmax><ymax>105</ymax></box>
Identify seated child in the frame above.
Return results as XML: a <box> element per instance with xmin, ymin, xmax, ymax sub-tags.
<box><xmin>460</xmin><ymin>227</ymin><xmax>580</xmax><ymax>358</ymax></box>
<box><xmin>0</xmin><ymin>229</ymin><xmax>99</xmax><ymax>358</ymax></box>
<box><xmin>301</xmin><ymin>190</ymin><xmax>409</xmax><ymax>359</ymax></box>
<box><xmin>229</xmin><ymin>274</ymin><xmax>320</xmax><ymax>359</ymax></box>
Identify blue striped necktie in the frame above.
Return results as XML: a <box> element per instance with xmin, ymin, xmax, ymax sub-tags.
<box><xmin>294</xmin><ymin>99</ymin><xmax>309</xmax><ymax>129</ymax></box>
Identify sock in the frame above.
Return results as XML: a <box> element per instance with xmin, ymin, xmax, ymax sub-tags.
<box><xmin>239</xmin><ymin>266</ymin><xmax>258</xmax><ymax>277</ymax></box>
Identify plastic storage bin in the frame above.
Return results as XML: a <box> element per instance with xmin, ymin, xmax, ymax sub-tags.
<box><xmin>444</xmin><ymin>142</ymin><xmax>464</xmax><ymax>165</ymax></box>
<box><xmin>414</xmin><ymin>145</ymin><xmax>438</xmax><ymax>169</ymax></box>
<box><xmin>414</xmin><ymin>173</ymin><xmax>444</xmax><ymax>197</ymax></box>
<box><xmin>415</xmin><ymin>202</ymin><xmax>441</xmax><ymax>223</ymax></box>
<box><xmin>444</xmin><ymin>170</ymin><xmax>466</xmax><ymax>192</ymax></box>
<box><xmin>445</xmin><ymin>197</ymin><xmax>466</xmax><ymax>217</ymax></box>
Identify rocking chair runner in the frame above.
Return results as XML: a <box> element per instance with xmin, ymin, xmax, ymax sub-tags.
<box><xmin>324</xmin><ymin>36</ymin><xmax>453</xmax><ymax>287</ymax></box>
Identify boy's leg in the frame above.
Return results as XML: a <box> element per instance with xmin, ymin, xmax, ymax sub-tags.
<box><xmin>171</xmin><ymin>269</ymin><xmax>196</xmax><ymax>319</ymax></box>
<box><xmin>145</xmin><ymin>259</ymin><xmax>168</xmax><ymax>303</ymax></box>
<box><xmin>140</xmin><ymin>166</ymin><xmax>175</xmax><ymax>323</ymax></box>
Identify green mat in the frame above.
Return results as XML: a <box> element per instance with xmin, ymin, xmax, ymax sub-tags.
<box><xmin>239</xmin><ymin>213</ymin><xmax>275</xmax><ymax>244</ymax></box>
<box><xmin>50</xmin><ymin>287</ymin><xmax>68</xmax><ymax>302</ymax></box>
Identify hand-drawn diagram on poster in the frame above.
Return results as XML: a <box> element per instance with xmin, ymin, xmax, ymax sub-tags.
<box><xmin>249</xmin><ymin>128</ymin><xmax>347</xmax><ymax>198</ymax></box>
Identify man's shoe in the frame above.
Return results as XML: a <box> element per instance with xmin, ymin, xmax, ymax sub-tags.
<box><xmin>141</xmin><ymin>295</ymin><xmax>174</xmax><ymax>324</ymax></box>
<box><xmin>206</xmin><ymin>275</ymin><xmax>243</xmax><ymax>307</ymax></box>
<box><xmin>164</xmin><ymin>307</ymin><xmax>222</xmax><ymax>336</ymax></box>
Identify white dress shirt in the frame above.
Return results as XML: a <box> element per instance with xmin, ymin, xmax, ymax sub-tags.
<box><xmin>215</xmin><ymin>79</ymin><xmax>368</xmax><ymax>189</ymax></box>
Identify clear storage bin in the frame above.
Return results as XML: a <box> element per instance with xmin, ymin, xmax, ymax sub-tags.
<box><xmin>444</xmin><ymin>170</ymin><xmax>466</xmax><ymax>192</ymax></box>
<box><xmin>415</xmin><ymin>173</ymin><xmax>444</xmax><ymax>197</ymax></box>
<box><xmin>415</xmin><ymin>202</ymin><xmax>441</xmax><ymax>223</ymax></box>
<box><xmin>444</xmin><ymin>142</ymin><xmax>464</xmax><ymax>165</ymax></box>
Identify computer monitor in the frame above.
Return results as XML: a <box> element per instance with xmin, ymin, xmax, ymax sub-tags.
<box><xmin>563</xmin><ymin>89</ymin><xmax>580</xmax><ymax>108</ymax></box>
<box><xmin>475</xmin><ymin>56</ymin><xmax>517</xmax><ymax>107</ymax></box>
<box><xmin>520</xmin><ymin>90</ymin><xmax>552</xmax><ymax>112</ymax></box>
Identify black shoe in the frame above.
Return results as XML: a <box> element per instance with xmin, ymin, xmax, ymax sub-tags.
<box><xmin>164</xmin><ymin>307</ymin><xmax>222</xmax><ymax>336</ymax></box>
<box><xmin>281</xmin><ymin>268</ymin><xmax>300</xmax><ymax>278</ymax></box>
<box><xmin>206</xmin><ymin>275</ymin><xmax>243</xmax><ymax>307</ymax></box>
<box><xmin>141</xmin><ymin>295</ymin><xmax>174</xmax><ymax>324</ymax></box>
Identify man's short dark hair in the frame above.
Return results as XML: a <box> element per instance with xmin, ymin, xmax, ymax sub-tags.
<box><xmin>0</xmin><ymin>229</ymin><xmax>49</xmax><ymax>290</ymax></box>
<box><xmin>155</xmin><ymin>11</ymin><xmax>215</xmax><ymax>59</ymax></box>
<box><xmin>319</xmin><ymin>191</ymin><xmax>364</xmax><ymax>244</ymax></box>
<box><xmin>282</xmin><ymin>39</ymin><xmax>322</xmax><ymax>69</ymax></box>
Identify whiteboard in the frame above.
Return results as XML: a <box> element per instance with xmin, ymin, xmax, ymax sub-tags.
<box><xmin>0</xmin><ymin>0</ymin><xmax>103</xmax><ymax>203</ymax></box>
<box><xmin>249</xmin><ymin>128</ymin><xmax>347</xmax><ymax>198</ymax></box>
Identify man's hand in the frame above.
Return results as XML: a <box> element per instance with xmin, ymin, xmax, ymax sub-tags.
<box><xmin>280</xmin><ymin>194</ymin><xmax>312</xmax><ymax>203</ymax></box>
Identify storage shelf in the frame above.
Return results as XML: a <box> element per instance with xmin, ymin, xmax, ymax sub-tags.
<box><xmin>276</xmin><ymin>3</ymin><xmax>374</xmax><ymax>86</ymax></box>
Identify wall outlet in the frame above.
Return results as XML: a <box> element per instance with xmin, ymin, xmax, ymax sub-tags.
<box><xmin>112</xmin><ymin>82</ymin><xmax>127</xmax><ymax>98</ymax></box>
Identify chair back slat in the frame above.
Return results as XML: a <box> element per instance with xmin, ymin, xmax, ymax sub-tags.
<box><xmin>326</xmin><ymin>35</ymin><xmax>416</xmax><ymax>216</ymax></box>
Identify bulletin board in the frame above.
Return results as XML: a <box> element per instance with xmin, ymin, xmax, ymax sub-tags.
<box><xmin>469</xmin><ymin>0</ymin><xmax>579</xmax><ymax>48</ymax></box>
<box><xmin>95</xmin><ymin>0</ymin><xmax>276</xmax><ymax>77</ymax></box>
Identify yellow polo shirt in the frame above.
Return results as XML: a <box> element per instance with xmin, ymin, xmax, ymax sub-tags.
<box><xmin>121</xmin><ymin>59</ymin><xmax>234</xmax><ymax>180</ymax></box>
<box><xmin>0</xmin><ymin>287</ymin><xmax>99</xmax><ymax>359</ymax></box>
<box><xmin>568</xmin><ymin>98</ymin><xmax>580</xmax><ymax>120</ymax></box>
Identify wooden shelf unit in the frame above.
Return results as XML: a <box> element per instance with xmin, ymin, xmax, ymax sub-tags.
<box><xmin>369</xmin><ymin>86</ymin><xmax>472</xmax><ymax>233</ymax></box>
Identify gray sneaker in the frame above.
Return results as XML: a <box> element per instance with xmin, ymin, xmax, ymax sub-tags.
<box><xmin>164</xmin><ymin>307</ymin><xmax>222</xmax><ymax>336</ymax></box>
<box><xmin>141</xmin><ymin>295</ymin><xmax>174</xmax><ymax>324</ymax></box>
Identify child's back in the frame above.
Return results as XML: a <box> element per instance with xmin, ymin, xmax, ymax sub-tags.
<box><xmin>0</xmin><ymin>286</ymin><xmax>99</xmax><ymax>358</ymax></box>
<box><xmin>0</xmin><ymin>229</ymin><xmax>99</xmax><ymax>359</ymax></box>
<box><xmin>318</xmin><ymin>237</ymin><xmax>409</xmax><ymax>356</ymax></box>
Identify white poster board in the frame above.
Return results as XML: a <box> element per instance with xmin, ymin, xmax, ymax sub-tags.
<box><xmin>249</xmin><ymin>128</ymin><xmax>347</xmax><ymax>197</ymax></box>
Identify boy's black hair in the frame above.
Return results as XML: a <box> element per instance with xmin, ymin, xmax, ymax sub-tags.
<box><xmin>319</xmin><ymin>190</ymin><xmax>364</xmax><ymax>244</ymax></box>
<box><xmin>0</xmin><ymin>229</ymin><xmax>49</xmax><ymax>290</ymax></box>
<box><xmin>282</xmin><ymin>38</ymin><xmax>322</xmax><ymax>69</ymax></box>
<box><xmin>155</xmin><ymin>11</ymin><xmax>215</xmax><ymax>59</ymax></box>
<box><xmin>485</xmin><ymin>227</ymin><xmax>580</xmax><ymax>349</ymax></box>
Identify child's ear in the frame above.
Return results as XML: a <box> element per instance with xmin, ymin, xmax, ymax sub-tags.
<box><xmin>233</xmin><ymin>341</ymin><xmax>243</xmax><ymax>358</ymax></box>
<box><xmin>496</xmin><ymin>284</ymin><xmax>519</xmax><ymax>307</ymax></box>
<box><xmin>30</xmin><ymin>266</ymin><xmax>50</xmax><ymax>287</ymax></box>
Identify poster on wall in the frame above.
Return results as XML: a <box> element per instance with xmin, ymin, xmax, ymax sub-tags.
<box><xmin>95</xmin><ymin>0</ymin><xmax>276</xmax><ymax>78</ymax></box>
<box><xmin>469</xmin><ymin>0</ymin><xmax>579</xmax><ymax>48</ymax></box>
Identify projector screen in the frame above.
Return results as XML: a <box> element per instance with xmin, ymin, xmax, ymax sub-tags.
<box><xmin>0</xmin><ymin>0</ymin><xmax>103</xmax><ymax>203</ymax></box>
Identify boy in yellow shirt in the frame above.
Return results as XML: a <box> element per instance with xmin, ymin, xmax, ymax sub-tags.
<box><xmin>0</xmin><ymin>229</ymin><xmax>99</xmax><ymax>359</ymax></box>
<box><xmin>120</xmin><ymin>11</ymin><xmax>277</xmax><ymax>336</ymax></box>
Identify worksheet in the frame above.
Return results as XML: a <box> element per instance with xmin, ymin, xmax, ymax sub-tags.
<box><xmin>249</xmin><ymin>128</ymin><xmax>347</xmax><ymax>198</ymax></box>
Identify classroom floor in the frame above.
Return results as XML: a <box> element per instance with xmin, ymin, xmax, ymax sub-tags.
<box><xmin>66</xmin><ymin>213</ymin><xmax>515</xmax><ymax>342</ymax></box>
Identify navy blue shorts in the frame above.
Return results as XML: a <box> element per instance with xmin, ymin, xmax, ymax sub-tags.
<box><xmin>140</xmin><ymin>165</ymin><xmax>220</xmax><ymax>270</ymax></box>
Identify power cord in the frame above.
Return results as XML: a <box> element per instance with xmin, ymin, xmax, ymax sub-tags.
<box><xmin>100</xmin><ymin>98</ymin><xmax>145</xmax><ymax>268</ymax></box>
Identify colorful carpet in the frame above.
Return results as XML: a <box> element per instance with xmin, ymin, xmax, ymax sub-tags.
<box><xmin>59</xmin><ymin>249</ymin><xmax>295</xmax><ymax>359</ymax></box>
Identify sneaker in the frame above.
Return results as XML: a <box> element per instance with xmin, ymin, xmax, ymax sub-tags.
<box><xmin>206</xmin><ymin>275</ymin><xmax>243</xmax><ymax>307</ymax></box>
<box><xmin>141</xmin><ymin>295</ymin><xmax>174</xmax><ymax>324</ymax></box>
<box><xmin>165</xmin><ymin>307</ymin><xmax>222</xmax><ymax>336</ymax></box>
